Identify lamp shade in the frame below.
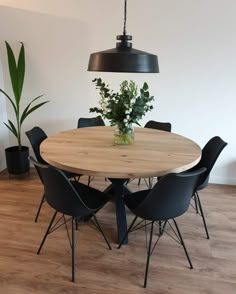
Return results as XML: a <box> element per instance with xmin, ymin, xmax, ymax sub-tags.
<box><xmin>87</xmin><ymin>0</ymin><xmax>159</xmax><ymax>74</ymax></box>
<box><xmin>88</xmin><ymin>46</ymin><xmax>159</xmax><ymax>73</ymax></box>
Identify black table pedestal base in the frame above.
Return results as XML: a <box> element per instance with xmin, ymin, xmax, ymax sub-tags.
<box><xmin>104</xmin><ymin>179</ymin><xmax>131</xmax><ymax>244</ymax></box>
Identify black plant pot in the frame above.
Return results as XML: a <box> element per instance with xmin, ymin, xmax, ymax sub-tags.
<box><xmin>5</xmin><ymin>146</ymin><xmax>29</xmax><ymax>175</ymax></box>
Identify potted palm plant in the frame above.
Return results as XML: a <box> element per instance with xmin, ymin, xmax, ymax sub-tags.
<box><xmin>0</xmin><ymin>41</ymin><xmax>49</xmax><ymax>175</ymax></box>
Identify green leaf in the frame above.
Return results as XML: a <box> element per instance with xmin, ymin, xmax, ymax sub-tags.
<box><xmin>5</xmin><ymin>41</ymin><xmax>20</xmax><ymax>104</ymax></box>
<box><xmin>27</xmin><ymin>101</ymin><xmax>49</xmax><ymax>115</ymax></box>
<box><xmin>17</xmin><ymin>43</ymin><xmax>25</xmax><ymax>103</ymax></box>
<box><xmin>19</xmin><ymin>104</ymin><xmax>31</xmax><ymax>126</ymax></box>
<box><xmin>0</xmin><ymin>89</ymin><xmax>17</xmax><ymax>116</ymax></box>
<box><xmin>20</xmin><ymin>100</ymin><xmax>49</xmax><ymax>126</ymax></box>
<box><xmin>4</xmin><ymin>120</ymin><xmax>18</xmax><ymax>138</ymax></box>
<box><xmin>143</xmin><ymin>82</ymin><xmax>148</xmax><ymax>91</ymax></box>
<box><xmin>20</xmin><ymin>94</ymin><xmax>44</xmax><ymax>125</ymax></box>
<box><xmin>89</xmin><ymin>107</ymin><xmax>103</xmax><ymax>114</ymax></box>
<box><xmin>144</xmin><ymin>91</ymin><xmax>150</xmax><ymax>98</ymax></box>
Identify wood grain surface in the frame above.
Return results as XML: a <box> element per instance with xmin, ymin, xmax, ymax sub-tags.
<box><xmin>40</xmin><ymin>127</ymin><xmax>201</xmax><ymax>178</ymax></box>
<box><xmin>0</xmin><ymin>170</ymin><xmax>236</xmax><ymax>293</ymax></box>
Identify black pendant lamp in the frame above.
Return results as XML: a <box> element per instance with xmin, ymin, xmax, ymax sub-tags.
<box><xmin>88</xmin><ymin>0</ymin><xmax>159</xmax><ymax>73</ymax></box>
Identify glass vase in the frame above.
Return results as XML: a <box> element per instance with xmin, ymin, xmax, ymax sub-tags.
<box><xmin>114</xmin><ymin>124</ymin><xmax>134</xmax><ymax>145</ymax></box>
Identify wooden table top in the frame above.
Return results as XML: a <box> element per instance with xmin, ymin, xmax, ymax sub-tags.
<box><xmin>40</xmin><ymin>126</ymin><xmax>201</xmax><ymax>179</ymax></box>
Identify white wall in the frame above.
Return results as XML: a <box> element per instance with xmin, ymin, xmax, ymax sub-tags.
<box><xmin>0</xmin><ymin>0</ymin><xmax>235</xmax><ymax>184</ymax></box>
<box><xmin>0</xmin><ymin>56</ymin><xmax>9</xmax><ymax>170</ymax></box>
<box><xmin>0</xmin><ymin>6</ymin><xmax>89</xmax><ymax>144</ymax></box>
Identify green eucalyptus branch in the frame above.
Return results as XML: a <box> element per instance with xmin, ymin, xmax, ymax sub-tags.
<box><xmin>90</xmin><ymin>78</ymin><xmax>154</xmax><ymax>133</ymax></box>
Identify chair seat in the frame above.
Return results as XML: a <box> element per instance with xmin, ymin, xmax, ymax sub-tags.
<box><xmin>196</xmin><ymin>175</ymin><xmax>209</xmax><ymax>191</ymax></box>
<box><xmin>124</xmin><ymin>189</ymin><xmax>150</xmax><ymax>210</ymax></box>
<box><xmin>71</xmin><ymin>181</ymin><xmax>109</xmax><ymax>211</ymax></box>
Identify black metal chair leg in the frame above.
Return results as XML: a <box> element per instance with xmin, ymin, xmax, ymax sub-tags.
<box><xmin>172</xmin><ymin>219</ymin><xmax>193</xmax><ymax>269</ymax></box>
<box><xmin>88</xmin><ymin>176</ymin><xmax>94</xmax><ymax>186</ymax></box>
<box><xmin>193</xmin><ymin>193</ymin><xmax>199</xmax><ymax>214</ymax></box>
<box><xmin>138</xmin><ymin>178</ymin><xmax>141</xmax><ymax>186</ymax></box>
<box><xmin>93</xmin><ymin>215</ymin><xmax>112</xmax><ymax>250</ymax></box>
<box><xmin>71</xmin><ymin>217</ymin><xmax>75</xmax><ymax>282</ymax></box>
<box><xmin>144</xmin><ymin>221</ymin><xmax>154</xmax><ymax>288</ymax></box>
<box><xmin>196</xmin><ymin>192</ymin><xmax>210</xmax><ymax>239</ymax></box>
<box><xmin>158</xmin><ymin>220</ymin><xmax>162</xmax><ymax>235</ymax></box>
<box><xmin>35</xmin><ymin>193</ymin><xmax>45</xmax><ymax>222</ymax></box>
<box><xmin>75</xmin><ymin>217</ymin><xmax>79</xmax><ymax>231</ymax></box>
<box><xmin>118</xmin><ymin>216</ymin><xmax>138</xmax><ymax>249</ymax></box>
<box><xmin>37</xmin><ymin>210</ymin><xmax>57</xmax><ymax>254</ymax></box>
<box><xmin>148</xmin><ymin>178</ymin><xmax>153</xmax><ymax>189</ymax></box>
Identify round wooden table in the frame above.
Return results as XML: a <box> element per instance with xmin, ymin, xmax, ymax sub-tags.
<box><xmin>40</xmin><ymin>126</ymin><xmax>201</xmax><ymax>243</ymax></box>
<box><xmin>41</xmin><ymin>126</ymin><xmax>201</xmax><ymax>178</ymax></box>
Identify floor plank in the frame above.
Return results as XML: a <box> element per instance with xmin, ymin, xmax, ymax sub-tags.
<box><xmin>0</xmin><ymin>169</ymin><xmax>236</xmax><ymax>293</ymax></box>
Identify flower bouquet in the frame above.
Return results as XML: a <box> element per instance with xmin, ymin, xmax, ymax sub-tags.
<box><xmin>90</xmin><ymin>78</ymin><xmax>154</xmax><ymax>145</ymax></box>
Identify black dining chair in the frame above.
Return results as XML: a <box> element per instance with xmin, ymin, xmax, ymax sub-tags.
<box><xmin>25</xmin><ymin>127</ymin><xmax>48</xmax><ymax>222</ymax></box>
<box><xmin>25</xmin><ymin>126</ymin><xmax>47</xmax><ymax>165</ymax></box>
<box><xmin>187</xmin><ymin>136</ymin><xmax>228</xmax><ymax>239</ymax></box>
<box><xmin>26</xmin><ymin>126</ymin><xmax>82</xmax><ymax>222</ymax></box>
<box><xmin>118</xmin><ymin>167</ymin><xmax>206</xmax><ymax>288</ymax></box>
<box><xmin>77</xmin><ymin>116</ymin><xmax>105</xmax><ymax>185</ymax></box>
<box><xmin>29</xmin><ymin>156</ymin><xmax>111</xmax><ymax>282</ymax></box>
<box><xmin>77</xmin><ymin>116</ymin><xmax>105</xmax><ymax>128</ymax></box>
<box><xmin>144</xmin><ymin>120</ymin><xmax>172</xmax><ymax>132</ymax></box>
<box><xmin>137</xmin><ymin>120</ymin><xmax>172</xmax><ymax>188</ymax></box>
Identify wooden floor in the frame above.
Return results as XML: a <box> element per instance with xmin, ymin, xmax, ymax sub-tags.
<box><xmin>0</xmin><ymin>169</ymin><xmax>236</xmax><ymax>294</ymax></box>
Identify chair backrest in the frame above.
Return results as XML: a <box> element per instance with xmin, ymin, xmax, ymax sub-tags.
<box><xmin>77</xmin><ymin>116</ymin><xmax>105</xmax><ymax>128</ymax></box>
<box><xmin>30</xmin><ymin>156</ymin><xmax>92</xmax><ymax>217</ymax></box>
<box><xmin>144</xmin><ymin>120</ymin><xmax>172</xmax><ymax>132</ymax></box>
<box><xmin>28</xmin><ymin>156</ymin><xmax>46</xmax><ymax>184</ymax></box>
<box><xmin>132</xmin><ymin>168</ymin><xmax>206</xmax><ymax>221</ymax></box>
<box><xmin>191</xmin><ymin>136</ymin><xmax>228</xmax><ymax>188</ymax></box>
<box><xmin>25</xmin><ymin>127</ymin><xmax>48</xmax><ymax>164</ymax></box>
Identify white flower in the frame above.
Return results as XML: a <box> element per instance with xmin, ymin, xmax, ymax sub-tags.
<box><xmin>131</xmin><ymin>98</ymin><xmax>136</xmax><ymax>104</ymax></box>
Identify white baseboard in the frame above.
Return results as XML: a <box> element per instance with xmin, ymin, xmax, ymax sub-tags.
<box><xmin>1</xmin><ymin>165</ymin><xmax>235</xmax><ymax>186</ymax></box>
<box><xmin>0</xmin><ymin>163</ymin><xmax>6</xmax><ymax>172</ymax></box>
<box><xmin>210</xmin><ymin>175</ymin><xmax>236</xmax><ymax>186</ymax></box>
